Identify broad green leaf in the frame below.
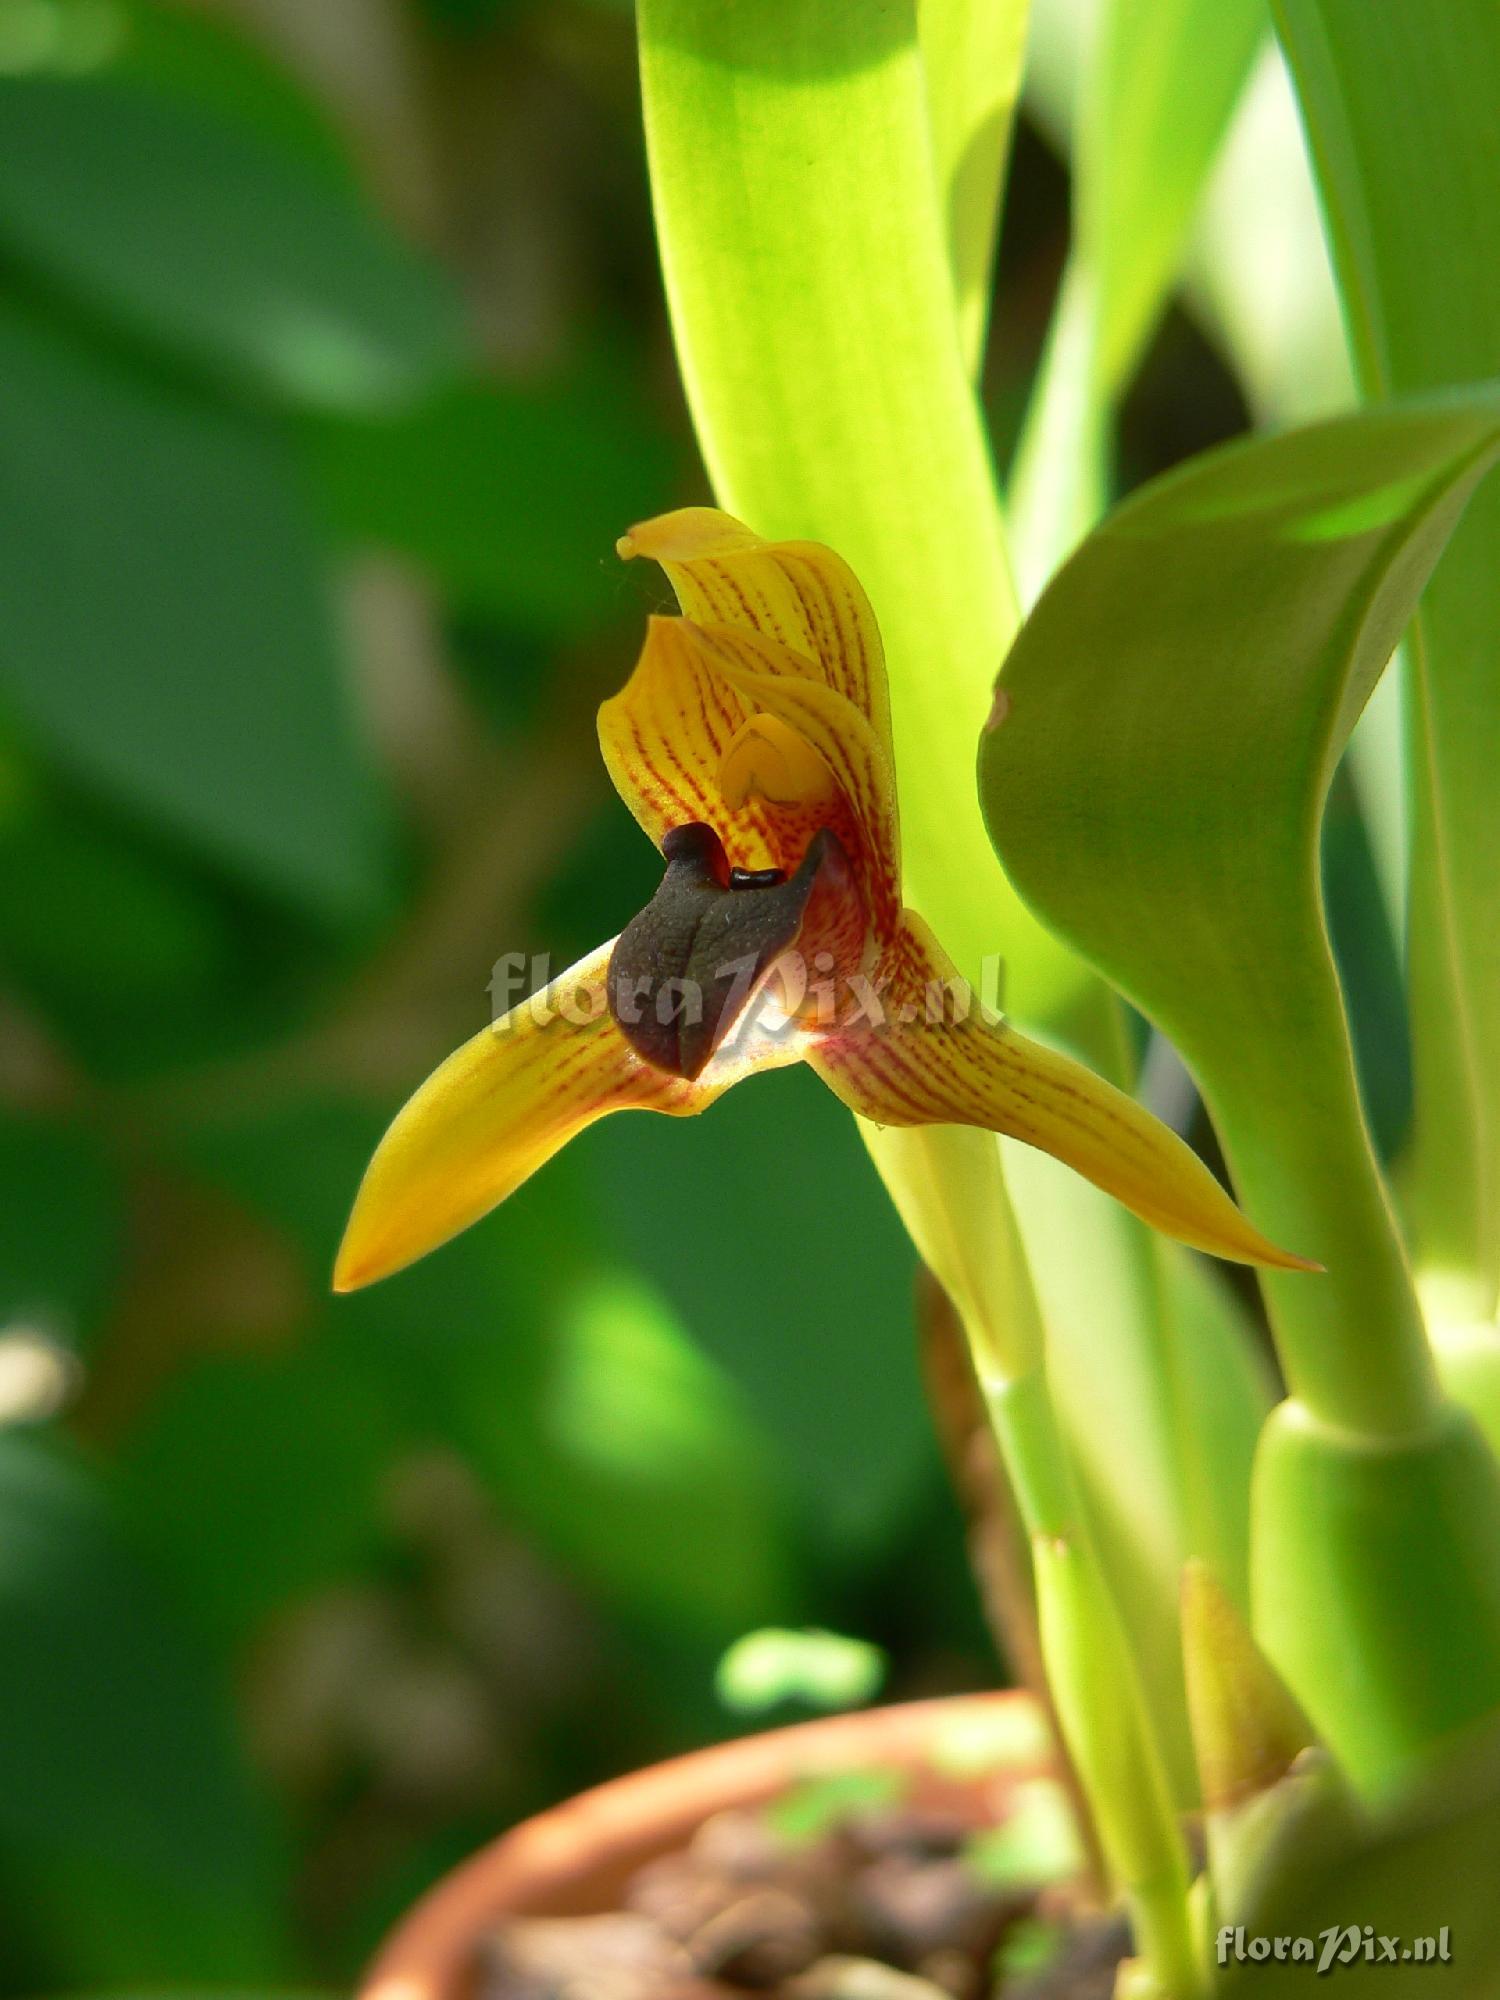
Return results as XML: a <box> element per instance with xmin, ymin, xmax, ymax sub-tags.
<box><xmin>918</xmin><ymin>0</ymin><xmax>1031</xmax><ymax>375</ymax></box>
<box><xmin>98</xmin><ymin>0</ymin><xmax>361</xmax><ymax>184</ymax></box>
<box><xmin>1273</xmin><ymin>0</ymin><xmax>1500</xmax><ymax>1317</ymax></box>
<box><xmin>0</xmin><ymin>1434</ymin><xmax>286</xmax><ymax>1980</ymax></box>
<box><xmin>983</xmin><ymin>392</ymin><xmax>1500</xmax><ymax>1433</ymax></box>
<box><xmin>635</xmin><ymin>9</ymin><xmax>1252</xmax><ymax>1916</ymax></box>
<box><xmin>636</xmin><ymin>9</ymin><xmax>1266</xmax><ymax>1882</ymax></box>
<box><xmin>0</xmin><ymin>303</ymin><xmax>387</xmax><ymax>918</ymax></box>
<box><xmin>980</xmin><ymin>392</ymin><xmax>1500</xmax><ymax>1790</ymax></box>
<box><xmin>0</xmin><ymin>72</ymin><xmax>460</xmax><ymax>412</ymax></box>
<box><xmin>1009</xmin><ymin>0</ymin><xmax>1266</xmax><ymax>592</ymax></box>
<box><xmin>311</xmin><ymin>356</ymin><xmax>678</xmax><ymax>637</ymax></box>
<box><xmin>0</xmin><ymin>794</ymin><xmax>238</xmax><ymax>1051</ymax></box>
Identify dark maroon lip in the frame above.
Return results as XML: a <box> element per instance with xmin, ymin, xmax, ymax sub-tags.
<box><xmin>606</xmin><ymin>822</ymin><xmax>848</xmax><ymax>1079</ymax></box>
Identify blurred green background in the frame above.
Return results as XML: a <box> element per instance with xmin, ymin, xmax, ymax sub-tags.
<box><xmin>0</xmin><ymin>0</ymin><xmax>1396</xmax><ymax>1987</ymax></box>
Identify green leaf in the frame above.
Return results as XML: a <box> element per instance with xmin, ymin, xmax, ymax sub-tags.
<box><xmin>1184</xmin><ymin>47</ymin><xmax>1351</xmax><ymax>429</ymax></box>
<box><xmin>917</xmin><ymin>0</ymin><xmax>1030</xmax><ymax>375</ymax></box>
<box><xmin>1009</xmin><ymin>0</ymin><xmax>1266</xmax><ymax>591</ymax></box>
<box><xmin>979</xmin><ymin>391</ymin><xmax>1500</xmax><ymax>1791</ymax></box>
<box><xmin>983</xmin><ymin>392</ymin><xmax>1500</xmax><ymax>1434</ymax></box>
<box><xmin>311</xmin><ymin>356</ymin><xmax>678</xmax><ymax>637</ymax></box>
<box><xmin>1273</xmin><ymin>0</ymin><xmax>1500</xmax><ymax>1318</ymax></box>
<box><xmin>0</xmin><ymin>1434</ymin><xmax>286</xmax><ymax>1980</ymax></box>
<box><xmin>0</xmin><ymin>1117</ymin><xmax>121</xmax><ymax>1354</ymax></box>
<box><xmin>112</xmin><ymin>1345</ymin><xmax>399</xmax><ymax>1645</ymax></box>
<box><xmin>0</xmin><ymin>72</ymin><xmax>461</xmax><ymax>412</ymax></box>
<box><xmin>0</xmin><ymin>303</ymin><xmax>387</xmax><ymax>918</ymax></box>
<box><xmin>1076</xmin><ymin>0</ymin><xmax>1267</xmax><ymax>395</ymax></box>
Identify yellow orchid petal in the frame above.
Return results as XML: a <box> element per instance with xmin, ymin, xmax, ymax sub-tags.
<box><xmin>598</xmin><ymin>618</ymin><xmax>898</xmax><ymax>946</ymax></box>
<box><xmin>333</xmin><ymin>943</ymin><xmax>725</xmax><ymax>1292</ymax></box>
<box><xmin>806</xmin><ymin>917</ymin><xmax>1315</xmax><ymax>1273</ymax></box>
<box><xmin>683</xmin><ymin>621</ymin><xmax>903</xmax><ymax>944</ymax></box>
<box><xmin>598</xmin><ymin>615</ymin><xmax>787</xmax><ymax>871</ymax></box>
<box><xmin>618</xmin><ymin>506</ymin><xmax>893</xmax><ymax>756</ymax></box>
<box><xmin>719</xmin><ymin>712</ymin><xmax>841</xmax><ymax>813</ymax></box>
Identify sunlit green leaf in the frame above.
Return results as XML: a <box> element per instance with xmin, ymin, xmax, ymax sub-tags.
<box><xmin>0</xmin><ymin>303</ymin><xmax>388</xmax><ymax>918</ymax></box>
<box><xmin>984</xmin><ymin>393</ymin><xmax>1500</xmax><ymax>1398</ymax></box>
<box><xmin>980</xmin><ymin>390</ymin><xmax>1500</xmax><ymax>1790</ymax></box>
<box><xmin>1274</xmin><ymin>0</ymin><xmax>1500</xmax><ymax>1318</ymax></box>
<box><xmin>918</xmin><ymin>0</ymin><xmax>1030</xmax><ymax>374</ymax></box>
<box><xmin>1010</xmin><ymin>0</ymin><xmax>1265</xmax><ymax>590</ymax></box>
<box><xmin>0</xmin><ymin>72</ymin><xmax>460</xmax><ymax>411</ymax></box>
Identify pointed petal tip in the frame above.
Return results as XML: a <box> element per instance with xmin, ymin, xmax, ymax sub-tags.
<box><xmin>615</xmin><ymin>531</ymin><xmax>640</xmax><ymax>561</ymax></box>
<box><xmin>1244</xmin><ymin>1235</ymin><xmax>1323</xmax><ymax>1276</ymax></box>
<box><xmin>330</xmin><ymin>1228</ymin><xmax>399</xmax><ymax>1294</ymax></box>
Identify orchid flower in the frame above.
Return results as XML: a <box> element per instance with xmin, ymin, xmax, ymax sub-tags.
<box><xmin>334</xmin><ymin>509</ymin><xmax>1303</xmax><ymax>1291</ymax></box>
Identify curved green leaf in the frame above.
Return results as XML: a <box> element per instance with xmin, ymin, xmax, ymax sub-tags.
<box><xmin>983</xmin><ymin>390</ymin><xmax>1500</xmax><ymax>1437</ymax></box>
<box><xmin>1274</xmin><ymin>0</ymin><xmax>1500</xmax><ymax>1318</ymax></box>
<box><xmin>983</xmin><ymin>387</ymin><xmax>1500</xmax><ymax>1792</ymax></box>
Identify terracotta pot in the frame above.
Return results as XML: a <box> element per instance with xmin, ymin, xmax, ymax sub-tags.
<box><xmin>363</xmin><ymin>1691</ymin><xmax>1047</xmax><ymax>2000</ymax></box>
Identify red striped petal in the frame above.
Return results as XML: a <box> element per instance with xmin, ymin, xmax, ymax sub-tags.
<box><xmin>617</xmin><ymin>507</ymin><xmax>893</xmax><ymax>759</ymax></box>
<box><xmin>806</xmin><ymin>916</ymin><xmax>1316</xmax><ymax>1272</ymax></box>
<box><xmin>333</xmin><ymin>942</ymin><xmax>726</xmax><ymax>1290</ymax></box>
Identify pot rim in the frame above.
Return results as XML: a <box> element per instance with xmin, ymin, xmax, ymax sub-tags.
<box><xmin>362</xmin><ymin>1689</ymin><xmax>1046</xmax><ymax>2000</ymax></box>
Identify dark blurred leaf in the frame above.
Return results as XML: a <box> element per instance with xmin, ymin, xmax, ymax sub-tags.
<box><xmin>102</xmin><ymin>0</ymin><xmax>359</xmax><ymax>185</ymax></box>
<box><xmin>422</xmin><ymin>0</ymin><xmax>535</xmax><ymax>30</ymax></box>
<box><xmin>0</xmin><ymin>1432</ymin><xmax>286</xmax><ymax>1980</ymax></box>
<box><xmin>0</xmin><ymin>1117</ymin><xmax>122</xmax><ymax>1353</ymax></box>
<box><xmin>113</xmin><ymin>1344</ymin><xmax>399</xmax><ymax>1643</ymax></box>
<box><xmin>0</xmin><ymin>794</ymin><xmax>235</xmax><ymax>1008</ymax></box>
<box><xmin>0</xmin><ymin>302</ymin><xmax>388</xmax><ymax>918</ymax></box>
<box><xmin>311</xmin><ymin>355</ymin><xmax>679</xmax><ymax>635</ymax></box>
<box><xmin>0</xmin><ymin>71</ymin><xmax>461</xmax><ymax>411</ymax></box>
<box><xmin>587</xmin><ymin>1064</ymin><xmax>932</xmax><ymax>1556</ymax></box>
<box><xmin>177</xmin><ymin>1101</ymin><xmax>799</xmax><ymax>1636</ymax></box>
